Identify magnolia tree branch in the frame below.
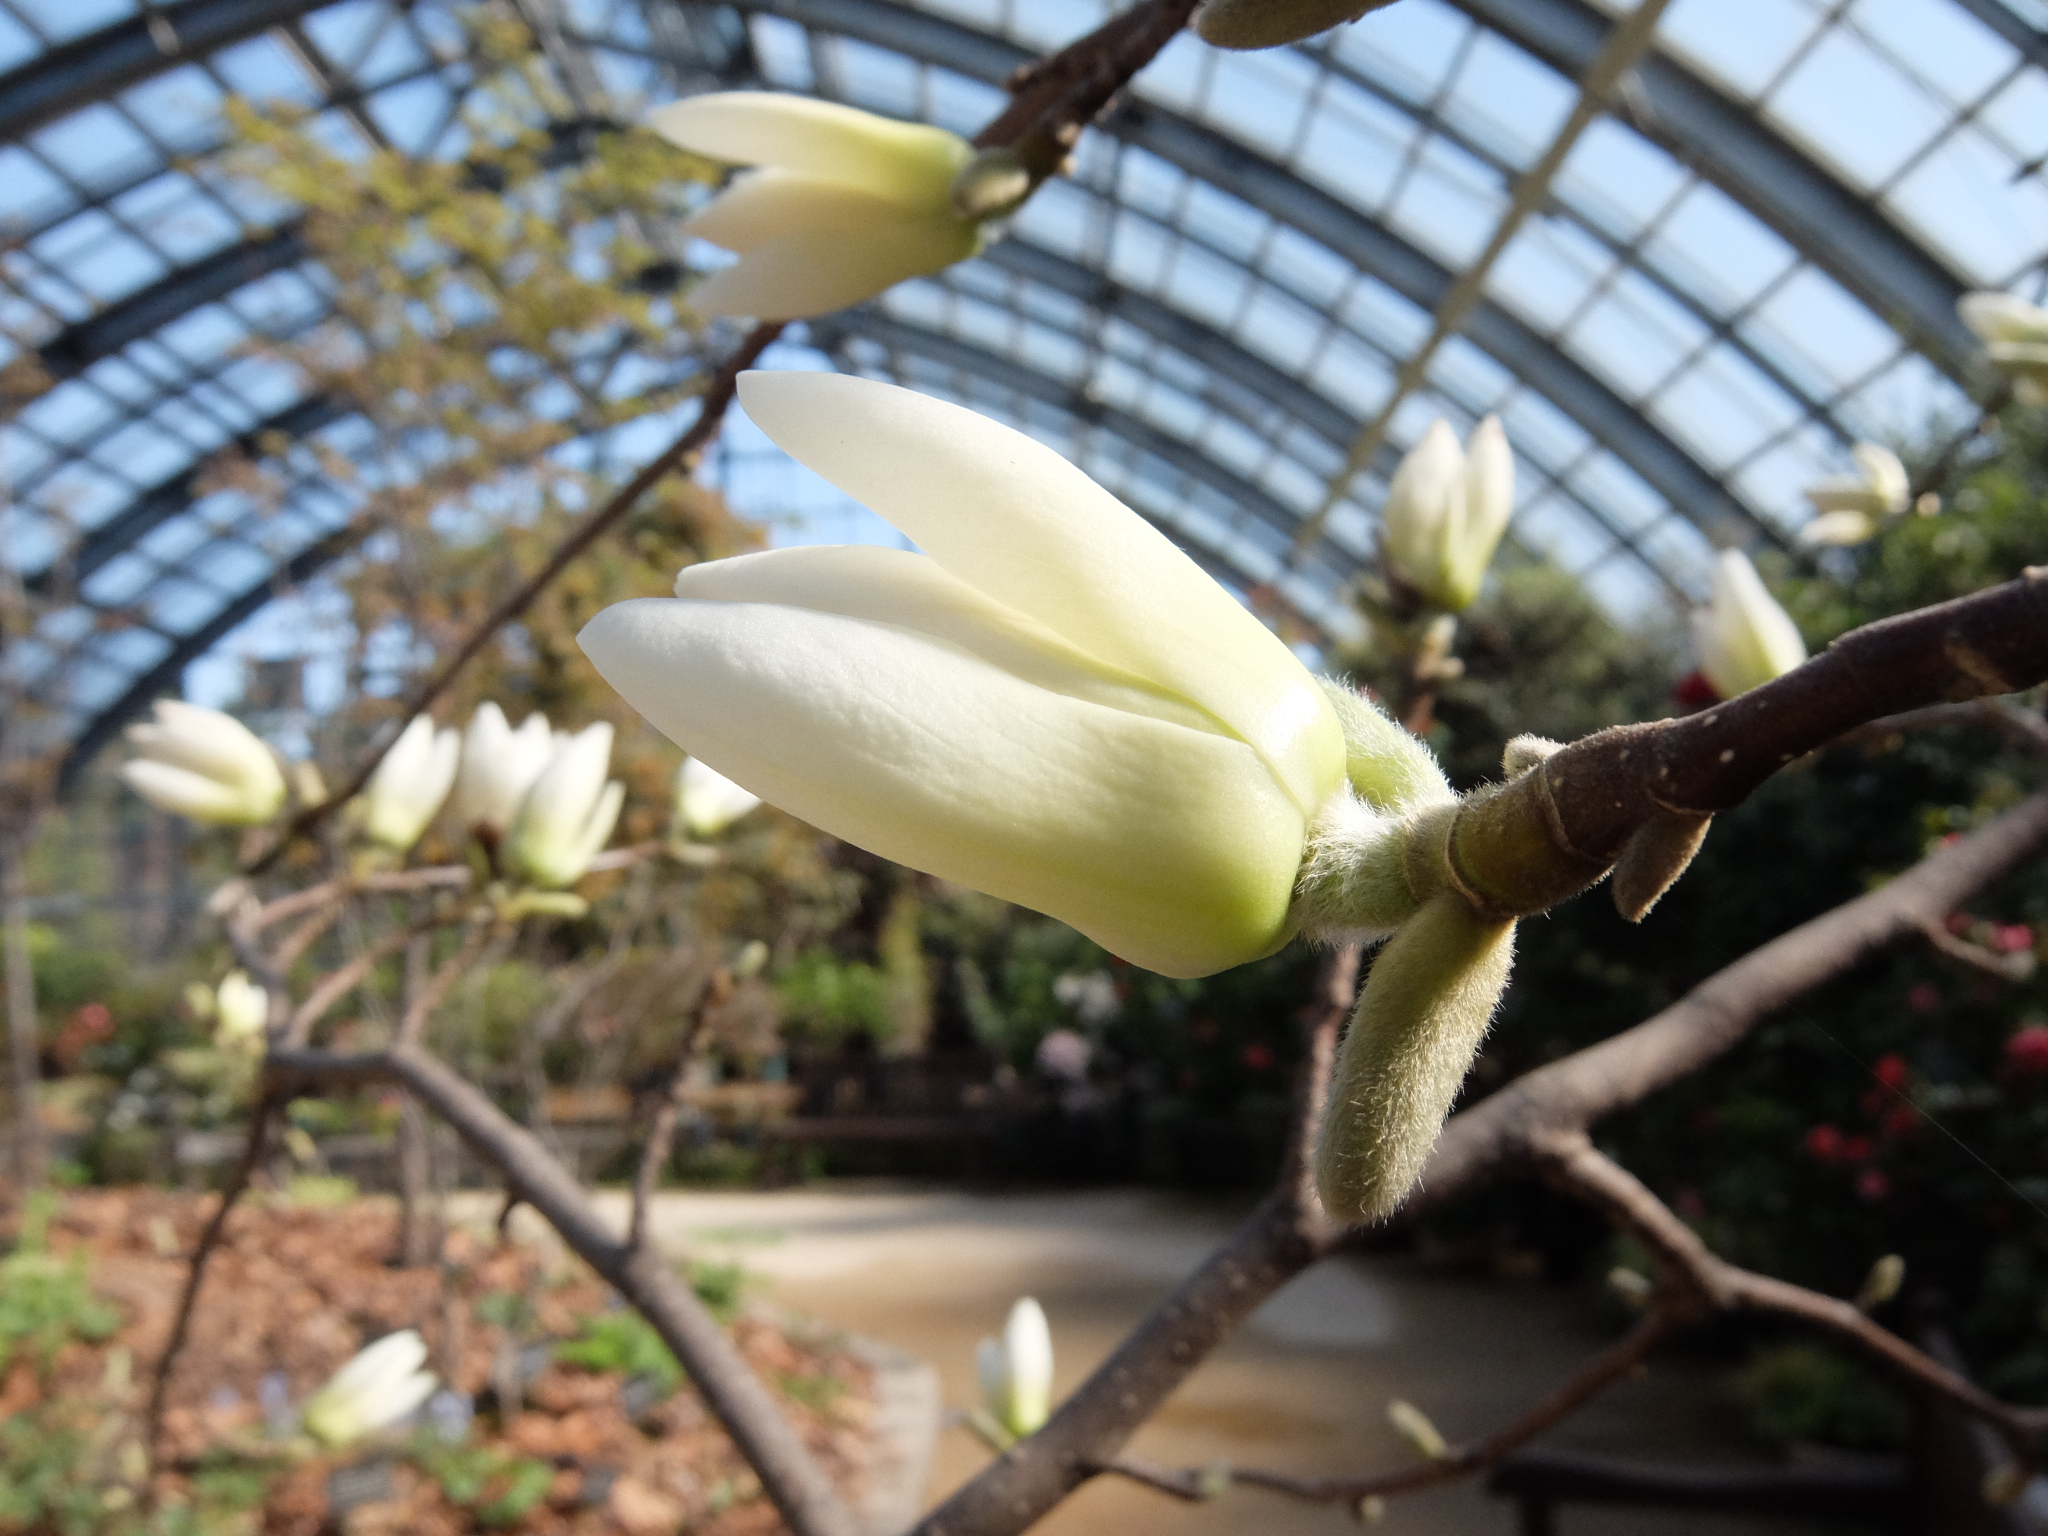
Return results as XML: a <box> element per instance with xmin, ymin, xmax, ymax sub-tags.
<box><xmin>266</xmin><ymin>1042</ymin><xmax>861</xmax><ymax>1536</ymax></box>
<box><xmin>1098</xmin><ymin>1307</ymin><xmax>1682</xmax><ymax>1508</ymax></box>
<box><xmin>910</xmin><ymin>596</ymin><xmax>2048</xmax><ymax>1535</ymax></box>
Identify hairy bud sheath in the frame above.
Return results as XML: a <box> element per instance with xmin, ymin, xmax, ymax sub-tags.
<box><xmin>1315</xmin><ymin>891</ymin><xmax>1516</xmax><ymax>1223</ymax></box>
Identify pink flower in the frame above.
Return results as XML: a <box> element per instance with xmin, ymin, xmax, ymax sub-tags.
<box><xmin>1872</xmin><ymin>1054</ymin><xmax>1909</xmax><ymax>1091</ymax></box>
<box><xmin>2005</xmin><ymin>1026</ymin><xmax>2048</xmax><ymax>1077</ymax></box>
<box><xmin>1804</xmin><ymin>1125</ymin><xmax>1844</xmax><ymax>1161</ymax></box>
<box><xmin>1995</xmin><ymin>924</ymin><xmax>2035</xmax><ymax>955</ymax></box>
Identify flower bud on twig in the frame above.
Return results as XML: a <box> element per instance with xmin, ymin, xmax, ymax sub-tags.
<box><xmin>120</xmin><ymin>701</ymin><xmax>286</xmax><ymax>827</ymax></box>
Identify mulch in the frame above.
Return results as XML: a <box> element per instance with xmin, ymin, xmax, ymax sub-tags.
<box><xmin>1</xmin><ymin>1188</ymin><xmax>878</xmax><ymax>1534</ymax></box>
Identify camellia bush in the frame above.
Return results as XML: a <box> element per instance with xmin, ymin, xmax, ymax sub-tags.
<box><xmin>6</xmin><ymin>1</ymin><xmax>2048</xmax><ymax>1533</ymax></box>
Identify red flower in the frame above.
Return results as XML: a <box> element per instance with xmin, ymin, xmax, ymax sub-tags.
<box><xmin>1906</xmin><ymin>984</ymin><xmax>1942</xmax><ymax>1015</ymax></box>
<box><xmin>1672</xmin><ymin>671</ymin><xmax>1720</xmax><ymax>709</ymax></box>
<box><xmin>1241</xmin><ymin>1041</ymin><xmax>1274</xmax><ymax>1071</ymax></box>
<box><xmin>1872</xmin><ymin>1054</ymin><xmax>1909</xmax><ymax>1090</ymax></box>
<box><xmin>1881</xmin><ymin>1105</ymin><xmax>1920</xmax><ymax>1139</ymax></box>
<box><xmin>1804</xmin><ymin>1124</ymin><xmax>1844</xmax><ymax>1161</ymax></box>
<box><xmin>1842</xmin><ymin>1135</ymin><xmax>1874</xmax><ymax>1163</ymax></box>
<box><xmin>2005</xmin><ymin>1026</ymin><xmax>2048</xmax><ymax>1077</ymax></box>
<box><xmin>1855</xmin><ymin>1168</ymin><xmax>1891</xmax><ymax>1202</ymax></box>
<box><xmin>1995</xmin><ymin>924</ymin><xmax>2035</xmax><ymax>955</ymax></box>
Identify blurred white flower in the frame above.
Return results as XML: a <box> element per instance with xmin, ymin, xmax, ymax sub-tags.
<box><xmin>1035</xmin><ymin>1028</ymin><xmax>1092</xmax><ymax>1082</ymax></box>
<box><xmin>502</xmin><ymin>723</ymin><xmax>625</xmax><ymax>889</ymax></box>
<box><xmin>976</xmin><ymin>1298</ymin><xmax>1054</xmax><ymax>1440</ymax></box>
<box><xmin>1690</xmin><ymin>550</ymin><xmax>1806</xmax><ymax>701</ymax></box>
<box><xmin>1799</xmin><ymin>444</ymin><xmax>1909</xmax><ymax>547</ymax></box>
<box><xmin>120</xmin><ymin>701</ymin><xmax>285</xmax><ymax>827</ymax></box>
<box><xmin>212</xmin><ymin>970</ymin><xmax>268</xmax><ymax>1051</ymax></box>
<box><xmin>1051</xmin><ymin>971</ymin><xmax>1120</xmax><ymax>1027</ymax></box>
<box><xmin>360</xmin><ymin>716</ymin><xmax>461</xmax><ymax>853</ymax></box>
<box><xmin>676</xmin><ymin>756</ymin><xmax>761</xmax><ymax>839</ymax></box>
<box><xmin>1379</xmin><ymin>417</ymin><xmax>1514</xmax><ymax>613</ymax></box>
<box><xmin>579</xmin><ymin>372</ymin><xmax>1354</xmax><ymax>980</ymax></box>
<box><xmin>449</xmin><ymin>703</ymin><xmax>557</xmax><ymax>841</ymax></box>
<box><xmin>302</xmin><ymin>1330</ymin><xmax>437</xmax><ymax>1448</ymax></box>
<box><xmin>649</xmin><ymin>93</ymin><xmax>983</xmax><ymax>319</ymax></box>
<box><xmin>1958</xmin><ymin>291</ymin><xmax>2048</xmax><ymax>405</ymax></box>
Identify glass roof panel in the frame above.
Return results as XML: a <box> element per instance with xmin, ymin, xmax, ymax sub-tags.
<box><xmin>4</xmin><ymin>0</ymin><xmax>2045</xmax><ymax>770</ymax></box>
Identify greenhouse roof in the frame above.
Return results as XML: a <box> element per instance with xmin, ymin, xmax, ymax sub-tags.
<box><xmin>1</xmin><ymin>0</ymin><xmax>2044</xmax><ymax>776</ymax></box>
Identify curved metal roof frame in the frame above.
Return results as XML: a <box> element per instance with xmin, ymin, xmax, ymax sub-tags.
<box><xmin>2</xmin><ymin>0</ymin><xmax>2042</xmax><ymax>781</ymax></box>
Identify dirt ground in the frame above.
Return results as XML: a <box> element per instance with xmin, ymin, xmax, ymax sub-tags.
<box><xmin>1</xmin><ymin>1189</ymin><xmax>879</xmax><ymax>1535</ymax></box>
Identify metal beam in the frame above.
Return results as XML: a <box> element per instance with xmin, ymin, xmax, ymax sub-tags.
<box><xmin>59</xmin><ymin>520</ymin><xmax>366</xmax><ymax>787</ymax></box>
<box><xmin>1445</xmin><ymin>0</ymin><xmax>1977</xmax><ymax>373</ymax></box>
<box><xmin>25</xmin><ymin>395</ymin><xmax>344</xmax><ymax>595</ymax></box>
<box><xmin>37</xmin><ymin>226</ymin><xmax>309</xmax><ymax>380</ymax></box>
<box><xmin>1943</xmin><ymin>0</ymin><xmax>2048</xmax><ymax>74</ymax></box>
<box><xmin>0</xmin><ymin>0</ymin><xmax>335</xmax><ymax>143</ymax></box>
<box><xmin>711</xmin><ymin>0</ymin><xmax>1778</xmax><ymax>553</ymax></box>
<box><xmin>977</xmin><ymin>239</ymin><xmax>1687</xmax><ymax>599</ymax></box>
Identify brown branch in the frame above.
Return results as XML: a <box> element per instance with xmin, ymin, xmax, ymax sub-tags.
<box><xmin>1853</xmin><ymin>698</ymin><xmax>2048</xmax><ymax>760</ymax></box>
<box><xmin>1447</xmin><ymin>568</ymin><xmax>2048</xmax><ymax>916</ymax></box>
<box><xmin>396</xmin><ymin>919</ymin><xmax>500</xmax><ymax>1049</ymax></box>
<box><xmin>266</xmin><ymin>1042</ymin><xmax>858</xmax><ymax>1536</ymax></box>
<box><xmin>1411</xmin><ymin>787</ymin><xmax>2048</xmax><ymax>1211</ymax></box>
<box><xmin>285</xmin><ymin>913</ymin><xmax>445</xmax><ymax>1048</ymax></box>
<box><xmin>270</xmin><ymin>899</ymin><xmax>346</xmax><ymax>975</ymax></box>
<box><xmin>145</xmin><ymin>1097</ymin><xmax>278</xmax><ymax>1463</ymax></box>
<box><xmin>1098</xmin><ymin>1306</ymin><xmax>1681</xmax><ymax>1507</ymax></box>
<box><xmin>246</xmin><ymin>322</ymin><xmax>785</xmax><ymax>874</ymax></box>
<box><xmin>1545</xmin><ymin>1139</ymin><xmax>2048</xmax><ymax>1455</ymax></box>
<box><xmin>974</xmin><ymin>0</ymin><xmax>1199</xmax><ymax>160</ymax></box>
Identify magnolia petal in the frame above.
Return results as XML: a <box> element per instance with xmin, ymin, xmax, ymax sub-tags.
<box><xmin>580</xmin><ymin>596</ymin><xmax>1308</xmax><ymax>978</ymax></box>
<box><xmin>733</xmin><ymin>372</ymin><xmax>1344</xmax><ymax>817</ymax></box>
<box><xmin>675</xmin><ymin>546</ymin><xmax>1225</xmax><ymax>736</ymax></box>
<box><xmin>1799</xmin><ymin>509</ymin><xmax>1877</xmax><ymax>547</ymax></box>
<box><xmin>1803</xmin><ymin>474</ymin><xmax>1882</xmax><ymax>516</ymax></box>
<box><xmin>1851</xmin><ymin>442</ymin><xmax>1910</xmax><ymax>514</ymax></box>
<box><xmin>1000</xmin><ymin>1298</ymin><xmax>1053</xmax><ymax>1435</ymax></box>
<box><xmin>120</xmin><ymin>760</ymin><xmax>250</xmax><ymax>824</ymax></box>
<box><xmin>1447</xmin><ymin>414</ymin><xmax>1513</xmax><ymax>609</ymax></box>
<box><xmin>325</xmin><ymin>1331</ymin><xmax>428</xmax><ymax>1401</ymax></box>
<box><xmin>1380</xmin><ymin>419</ymin><xmax>1462</xmax><ymax>601</ymax></box>
<box><xmin>684</xmin><ymin>169</ymin><xmax>925</xmax><ymax>250</ymax></box>
<box><xmin>679</xmin><ymin>757</ymin><xmax>762</xmax><ymax>837</ymax></box>
<box><xmin>646</xmin><ymin>92</ymin><xmax>969</xmax><ymax>206</ymax></box>
<box><xmin>1958</xmin><ymin>290</ymin><xmax>2048</xmax><ymax>345</ymax></box>
<box><xmin>1695</xmin><ymin>550</ymin><xmax>1805</xmax><ymax>699</ymax></box>
<box><xmin>691</xmin><ymin>217</ymin><xmax>979</xmax><ymax>319</ymax></box>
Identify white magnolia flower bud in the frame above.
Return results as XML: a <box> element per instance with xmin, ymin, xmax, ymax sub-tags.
<box><xmin>449</xmin><ymin>703</ymin><xmax>556</xmax><ymax>840</ymax></box>
<box><xmin>1689</xmin><ymin>550</ymin><xmax>1807</xmax><ymax>701</ymax></box>
<box><xmin>676</xmin><ymin>756</ymin><xmax>761</xmax><ymax>839</ymax></box>
<box><xmin>502</xmin><ymin>723</ymin><xmax>625</xmax><ymax>889</ymax></box>
<box><xmin>1958</xmin><ymin>291</ymin><xmax>2048</xmax><ymax>406</ymax></box>
<box><xmin>120</xmin><ymin>701</ymin><xmax>285</xmax><ymax>827</ymax></box>
<box><xmin>1386</xmin><ymin>1399</ymin><xmax>1448</xmax><ymax>1460</ymax></box>
<box><xmin>579</xmin><ymin>372</ymin><xmax>1352</xmax><ymax>979</ymax></box>
<box><xmin>302</xmin><ymin>1330</ymin><xmax>438</xmax><ymax>1448</ymax></box>
<box><xmin>1800</xmin><ymin>444</ymin><xmax>1908</xmax><ymax>546</ymax></box>
<box><xmin>213</xmin><ymin>970</ymin><xmax>268</xmax><ymax>1050</ymax></box>
<box><xmin>976</xmin><ymin>1297</ymin><xmax>1054</xmax><ymax>1439</ymax></box>
<box><xmin>1379</xmin><ymin>416</ymin><xmax>1514</xmax><ymax>613</ymax></box>
<box><xmin>648</xmin><ymin>93</ymin><xmax>981</xmax><ymax>319</ymax></box>
<box><xmin>360</xmin><ymin>716</ymin><xmax>460</xmax><ymax>852</ymax></box>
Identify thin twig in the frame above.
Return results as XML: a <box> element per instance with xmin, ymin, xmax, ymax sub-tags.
<box><xmin>246</xmin><ymin>321</ymin><xmax>786</xmax><ymax>874</ymax></box>
<box><xmin>397</xmin><ymin>919</ymin><xmax>501</xmax><ymax>1049</ymax></box>
<box><xmin>285</xmin><ymin>913</ymin><xmax>445</xmax><ymax>1048</ymax></box>
<box><xmin>266</xmin><ymin>1042</ymin><xmax>859</xmax><ymax>1536</ymax></box>
<box><xmin>1851</xmin><ymin>698</ymin><xmax>2048</xmax><ymax>761</ymax></box>
<box><xmin>1920</xmin><ymin>919</ymin><xmax>2036</xmax><ymax>981</ymax></box>
<box><xmin>629</xmin><ymin>969</ymin><xmax>728</xmax><ymax>1251</ymax></box>
<box><xmin>1097</xmin><ymin>1306</ymin><xmax>1680</xmax><ymax>1506</ymax></box>
<box><xmin>145</xmin><ymin>1097</ymin><xmax>278</xmax><ymax>1463</ymax></box>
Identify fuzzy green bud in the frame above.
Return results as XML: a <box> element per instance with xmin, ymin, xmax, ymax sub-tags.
<box><xmin>1316</xmin><ymin>892</ymin><xmax>1516</xmax><ymax>1223</ymax></box>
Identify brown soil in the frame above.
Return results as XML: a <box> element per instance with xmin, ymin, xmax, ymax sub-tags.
<box><xmin>2</xmin><ymin>1189</ymin><xmax>876</xmax><ymax>1534</ymax></box>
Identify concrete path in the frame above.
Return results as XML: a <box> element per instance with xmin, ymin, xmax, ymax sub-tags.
<box><xmin>477</xmin><ymin>1185</ymin><xmax>1838</xmax><ymax>1536</ymax></box>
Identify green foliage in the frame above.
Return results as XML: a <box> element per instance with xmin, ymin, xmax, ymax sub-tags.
<box><xmin>0</xmin><ymin>1197</ymin><xmax>120</xmax><ymax>1378</ymax></box>
<box><xmin>406</xmin><ymin>1436</ymin><xmax>553</xmax><ymax>1527</ymax></box>
<box><xmin>776</xmin><ymin>951</ymin><xmax>896</xmax><ymax>1044</ymax></box>
<box><xmin>554</xmin><ymin>1311</ymin><xmax>683</xmax><ymax>1394</ymax></box>
<box><xmin>1735</xmin><ymin>1344</ymin><xmax>1911</xmax><ymax>1451</ymax></box>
